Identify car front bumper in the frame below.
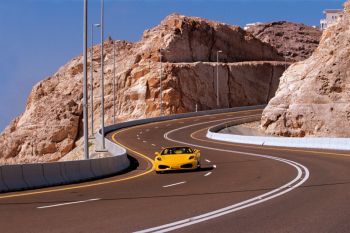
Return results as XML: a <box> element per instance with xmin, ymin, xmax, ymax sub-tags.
<box><xmin>155</xmin><ymin>161</ymin><xmax>199</xmax><ymax>171</ymax></box>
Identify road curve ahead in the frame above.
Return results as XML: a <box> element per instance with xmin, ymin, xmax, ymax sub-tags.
<box><xmin>1</xmin><ymin>109</ymin><xmax>350</xmax><ymax>233</ymax></box>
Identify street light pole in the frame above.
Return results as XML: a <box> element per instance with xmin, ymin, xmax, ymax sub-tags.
<box><xmin>113</xmin><ymin>40</ymin><xmax>116</xmax><ymax>124</ymax></box>
<box><xmin>216</xmin><ymin>50</ymin><xmax>222</xmax><ymax>108</ymax></box>
<box><xmin>90</xmin><ymin>23</ymin><xmax>100</xmax><ymax>138</ymax></box>
<box><xmin>149</xmin><ymin>49</ymin><xmax>151</xmax><ymax>71</ymax></box>
<box><xmin>285</xmin><ymin>46</ymin><xmax>288</xmax><ymax>71</ymax></box>
<box><xmin>159</xmin><ymin>49</ymin><xmax>163</xmax><ymax>116</ymax></box>
<box><xmin>100</xmin><ymin>0</ymin><xmax>106</xmax><ymax>150</ymax></box>
<box><xmin>82</xmin><ymin>0</ymin><xmax>89</xmax><ymax>159</ymax></box>
<box><xmin>284</xmin><ymin>37</ymin><xmax>287</xmax><ymax>71</ymax></box>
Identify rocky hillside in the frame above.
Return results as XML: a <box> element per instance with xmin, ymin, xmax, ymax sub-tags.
<box><xmin>0</xmin><ymin>14</ymin><xmax>287</xmax><ymax>164</ymax></box>
<box><xmin>246</xmin><ymin>21</ymin><xmax>322</xmax><ymax>62</ymax></box>
<box><xmin>261</xmin><ymin>2</ymin><xmax>349</xmax><ymax>137</ymax></box>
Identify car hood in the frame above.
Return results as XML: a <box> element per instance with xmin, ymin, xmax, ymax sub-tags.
<box><xmin>159</xmin><ymin>154</ymin><xmax>195</xmax><ymax>163</ymax></box>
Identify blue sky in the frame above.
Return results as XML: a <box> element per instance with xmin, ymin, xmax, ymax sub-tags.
<box><xmin>0</xmin><ymin>0</ymin><xmax>345</xmax><ymax>131</ymax></box>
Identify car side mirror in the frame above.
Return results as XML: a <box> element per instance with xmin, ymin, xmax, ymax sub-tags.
<box><xmin>155</xmin><ymin>152</ymin><xmax>160</xmax><ymax>157</ymax></box>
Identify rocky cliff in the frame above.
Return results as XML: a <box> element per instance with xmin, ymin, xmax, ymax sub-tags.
<box><xmin>246</xmin><ymin>21</ymin><xmax>322</xmax><ymax>62</ymax></box>
<box><xmin>261</xmin><ymin>2</ymin><xmax>350</xmax><ymax>137</ymax></box>
<box><xmin>0</xmin><ymin>14</ymin><xmax>287</xmax><ymax>164</ymax></box>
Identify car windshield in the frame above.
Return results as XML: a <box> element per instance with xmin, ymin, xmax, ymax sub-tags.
<box><xmin>161</xmin><ymin>147</ymin><xmax>193</xmax><ymax>155</ymax></box>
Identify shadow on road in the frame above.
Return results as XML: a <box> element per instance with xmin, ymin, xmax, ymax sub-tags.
<box><xmin>157</xmin><ymin>166</ymin><xmax>214</xmax><ymax>175</ymax></box>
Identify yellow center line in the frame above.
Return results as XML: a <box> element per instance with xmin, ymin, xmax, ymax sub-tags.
<box><xmin>111</xmin><ymin>130</ymin><xmax>155</xmax><ymax>170</ymax></box>
<box><xmin>0</xmin><ymin>109</ymin><xmax>261</xmax><ymax>200</ymax></box>
<box><xmin>190</xmin><ymin>125</ymin><xmax>350</xmax><ymax>158</ymax></box>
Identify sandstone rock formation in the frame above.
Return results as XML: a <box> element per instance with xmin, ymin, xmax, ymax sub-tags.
<box><xmin>246</xmin><ymin>21</ymin><xmax>322</xmax><ymax>62</ymax></box>
<box><xmin>0</xmin><ymin>14</ymin><xmax>287</xmax><ymax>164</ymax></box>
<box><xmin>261</xmin><ymin>2</ymin><xmax>350</xmax><ymax>137</ymax></box>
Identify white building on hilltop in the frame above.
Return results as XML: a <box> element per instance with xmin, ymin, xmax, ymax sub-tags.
<box><xmin>320</xmin><ymin>9</ymin><xmax>343</xmax><ymax>30</ymax></box>
<box><xmin>244</xmin><ymin>22</ymin><xmax>263</xmax><ymax>30</ymax></box>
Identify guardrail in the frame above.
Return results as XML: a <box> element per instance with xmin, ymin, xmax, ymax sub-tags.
<box><xmin>207</xmin><ymin>115</ymin><xmax>350</xmax><ymax>151</ymax></box>
<box><xmin>0</xmin><ymin>105</ymin><xmax>265</xmax><ymax>193</ymax></box>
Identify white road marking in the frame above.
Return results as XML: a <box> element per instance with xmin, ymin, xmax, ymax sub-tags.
<box><xmin>143</xmin><ymin>140</ymin><xmax>147</xmax><ymax>143</ymax></box>
<box><xmin>155</xmin><ymin>126</ymin><xmax>159</xmax><ymax>129</ymax></box>
<box><xmin>213</xmin><ymin>165</ymin><xmax>217</xmax><ymax>168</ymax></box>
<box><xmin>205</xmin><ymin>159</ymin><xmax>211</xmax><ymax>163</ymax></box>
<box><xmin>37</xmin><ymin>198</ymin><xmax>100</xmax><ymax>209</ymax></box>
<box><xmin>204</xmin><ymin>172</ymin><xmax>212</xmax><ymax>177</ymax></box>
<box><xmin>163</xmin><ymin>182</ymin><xmax>186</xmax><ymax>188</ymax></box>
<box><xmin>135</xmin><ymin>116</ymin><xmax>310</xmax><ymax>233</ymax></box>
<box><xmin>151</xmin><ymin>144</ymin><xmax>156</xmax><ymax>147</ymax></box>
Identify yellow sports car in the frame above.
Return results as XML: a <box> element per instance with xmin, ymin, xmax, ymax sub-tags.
<box><xmin>154</xmin><ymin>146</ymin><xmax>201</xmax><ymax>173</ymax></box>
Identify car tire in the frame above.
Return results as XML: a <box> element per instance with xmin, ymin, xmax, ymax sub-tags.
<box><xmin>197</xmin><ymin>160</ymin><xmax>201</xmax><ymax>169</ymax></box>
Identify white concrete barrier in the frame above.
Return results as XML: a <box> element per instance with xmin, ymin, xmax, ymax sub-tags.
<box><xmin>207</xmin><ymin>117</ymin><xmax>350</xmax><ymax>151</ymax></box>
<box><xmin>101</xmin><ymin>158</ymin><xmax>114</xmax><ymax>176</ymax></box>
<box><xmin>2</xmin><ymin>165</ymin><xmax>28</xmax><ymax>191</ymax></box>
<box><xmin>59</xmin><ymin>162</ymin><xmax>70</xmax><ymax>184</ymax></box>
<box><xmin>64</xmin><ymin>161</ymin><xmax>82</xmax><ymax>183</ymax></box>
<box><xmin>107</xmin><ymin>156</ymin><xmax>126</xmax><ymax>175</ymax></box>
<box><xmin>108</xmin><ymin>156</ymin><xmax>120</xmax><ymax>174</ymax></box>
<box><xmin>0</xmin><ymin>167</ymin><xmax>8</xmax><ymax>193</ymax></box>
<box><xmin>90</xmin><ymin>159</ymin><xmax>105</xmax><ymax>177</ymax></box>
<box><xmin>79</xmin><ymin>160</ymin><xmax>95</xmax><ymax>180</ymax></box>
<box><xmin>42</xmin><ymin>162</ymin><xmax>66</xmax><ymax>186</ymax></box>
<box><xmin>22</xmin><ymin>164</ymin><xmax>47</xmax><ymax>189</ymax></box>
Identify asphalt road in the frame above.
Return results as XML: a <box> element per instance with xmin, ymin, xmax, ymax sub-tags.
<box><xmin>1</xmin><ymin>109</ymin><xmax>350</xmax><ymax>233</ymax></box>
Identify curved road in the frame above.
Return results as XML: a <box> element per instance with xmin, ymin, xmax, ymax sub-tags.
<box><xmin>1</xmin><ymin>109</ymin><xmax>350</xmax><ymax>233</ymax></box>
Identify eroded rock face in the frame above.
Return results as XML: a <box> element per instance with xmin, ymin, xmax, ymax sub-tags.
<box><xmin>0</xmin><ymin>14</ymin><xmax>286</xmax><ymax>164</ymax></box>
<box><xmin>147</xmin><ymin>61</ymin><xmax>287</xmax><ymax>114</ymax></box>
<box><xmin>0</xmin><ymin>60</ymin><xmax>84</xmax><ymax>164</ymax></box>
<box><xmin>147</xmin><ymin>14</ymin><xmax>284</xmax><ymax>63</ymax></box>
<box><xmin>261</xmin><ymin>1</ymin><xmax>350</xmax><ymax>137</ymax></box>
<box><xmin>246</xmin><ymin>21</ymin><xmax>322</xmax><ymax>62</ymax></box>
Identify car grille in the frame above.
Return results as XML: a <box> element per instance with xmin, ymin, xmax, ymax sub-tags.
<box><xmin>180</xmin><ymin>163</ymin><xmax>193</xmax><ymax>169</ymax></box>
<box><xmin>158</xmin><ymin>165</ymin><xmax>170</xmax><ymax>169</ymax></box>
